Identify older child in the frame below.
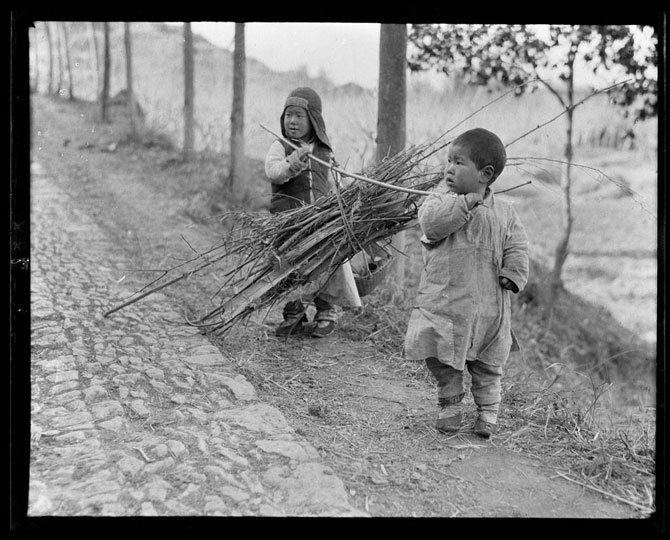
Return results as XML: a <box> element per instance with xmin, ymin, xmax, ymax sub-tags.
<box><xmin>264</xmin><ymin>87</ymin><xmax>361</xmax><ymax>338</ymax></box>
<box><xmin>404</xmin><ymin>128</ymin><xmax>529</xmax><ymax>438</ymax></box>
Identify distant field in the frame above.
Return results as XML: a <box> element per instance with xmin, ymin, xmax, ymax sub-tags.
<box><xmin>29</xmin><ymin>22</ymin><xmax>658</xmax><ymax>342</ymax></box>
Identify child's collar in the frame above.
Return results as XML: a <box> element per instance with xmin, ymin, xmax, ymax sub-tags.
<box><xmin>480</xmin><ymin>187</ymin><xmax>494</xmax><ymax>207</ymax></box>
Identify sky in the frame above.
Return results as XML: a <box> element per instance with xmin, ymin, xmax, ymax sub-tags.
<box><xmin>175</xmin><ymin>22</ymin><xmax>656</xmax><ymax>91</ymax></box>
<box><xmin>189</xmin><ymin>22</ymin><xmax>381</xmax><ymax>89</ymax></box>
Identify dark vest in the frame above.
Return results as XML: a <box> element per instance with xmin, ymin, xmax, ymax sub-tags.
<box><xmin>270</xmin><ymin>140</ymin><xmax>333</xmax><ymax>214</ymax></box>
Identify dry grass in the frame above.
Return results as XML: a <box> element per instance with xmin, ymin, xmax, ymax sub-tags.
<box><xmin>336</xmin><ymin>283</ymin><xmax>657</xmax><ymax>517</ymax></box>
<box><xmin>217</xmin><ymin>283</ymin><xmax>656</xmax><ymax>517</ymax></box>
<box><xmin>499</xmin><ymin>379</ymin><xmax>656</xmax><ymax>516</ymax></box>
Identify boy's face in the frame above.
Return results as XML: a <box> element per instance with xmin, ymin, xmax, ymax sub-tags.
<box><xmin>284</xmin><ymin>106</ymin><xmax>313</xmax><ymax>142</ymax></box>
<box><xmin>444</xmin><ymin>143</ymin><xmax>488</xmax><ymax>195</ymax></box>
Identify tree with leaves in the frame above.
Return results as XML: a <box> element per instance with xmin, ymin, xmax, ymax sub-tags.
<box><xmin>408</xmin><ymin>24</ymin><xmax>658</xmax><ymax>317</ymax></box>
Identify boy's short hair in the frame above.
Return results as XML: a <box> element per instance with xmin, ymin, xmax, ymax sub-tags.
<box><xmin>452</xmin><ymin>128</ymin><xmax>506</xmax><ymax>183</ymax></box>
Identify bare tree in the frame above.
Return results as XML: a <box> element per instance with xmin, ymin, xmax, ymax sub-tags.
<box><xmin>376</xmin><ymin>23</ymin><xmax>408</xmax><ymax>288</ymax></box>
<box><xmin>30</xmin><ymin>24</ymin><xmax>39</xmax><ymax>93</ymax></box>
<box><xmin>376</xmin><ymin>24</ymin><xmax>407</xmax><ymax>163</ymax></box>
<box><xmin>61</xmin><ymin>22</ymin><xmax>75</xmax><ymax>100</ymax></box>
<box><xmin>54</xmin><ymin>20</ymin><xmax>63</xmax><ymax>95</ymax></box>
<box><xmin>183</xmin><ymin>22</ymin><xmax>195</xmax><ymax>159</ymax></box>
<box><xmin>100</xmin><ymin>22</ymin><xmax>111</xmax><ymax>122</ymax></box>
<box><xmin>124</xmin><ymin>22</ymin><xmax>139</xmax><ymax>138</ymax></box>
<box><xmin>229</xmin><ymin>23</ymin><xmax>246</xmax><ymax>191</ymax></box>
<box><xmin>43</xmin><ymin>21</ymin><xmax>54</xmax><ymax>94</ymax></box>
<box><xmin>87</xmin><ymin>22</ymin><xmax>101</xmax><ymax>100</ymax></box>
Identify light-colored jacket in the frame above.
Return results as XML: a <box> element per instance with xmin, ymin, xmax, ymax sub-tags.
<box><xmin>265</xmin><ymin>140</ymin><xmax>328</xmax><ymax>191</ymax></box>
<box><xmin>404</xmin><ymin>188</ymin><xmax>529</xmax><ymax>369</ymax></box>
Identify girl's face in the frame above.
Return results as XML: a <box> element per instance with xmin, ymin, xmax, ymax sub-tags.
<box><xmin>283</xmin><ymin>106</ymin><xmax>313</xmax><ymax>142</ymax></box>
<box><xmin>444</xmin><ymin>143</ymin><xmax>488</xmax><ymax>195</ymax></box>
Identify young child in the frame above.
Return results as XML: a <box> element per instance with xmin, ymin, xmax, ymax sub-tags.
<box><xmin>264</xmin><ymin>87</ymin><xmax>361</xmax><ymax>338</ymax></box>
<box><xmin>404</xmin><ymin>128</ymin><xmax>529</xmax><ymax>438</ymax></box>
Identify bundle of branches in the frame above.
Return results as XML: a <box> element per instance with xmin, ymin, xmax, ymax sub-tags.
<box><xmin>105</xmin><ymin>135</ymin><xmax>445</xmax><ymax>335</ymax></box>
<box><xmin>196</xmin><ymin>138</ymin><xmax>445</xmax><ymax>335</ymax></box>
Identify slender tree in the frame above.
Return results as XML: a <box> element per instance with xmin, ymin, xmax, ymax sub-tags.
<box><xmin>88</xmin><ymin>22</ymin><xmax>101</xmax><ymax>100</ymax></box>
<box><xmin>100</xmin><ymin>22</ymin><xmax>111</xmax><ymax>122</ymax></box>
<box><xmin>376</xmin><ymin>23</ymin><xmax>408</xmax><ymax>287</ymax></box>
<box><xmin>183</xmin><ymin>22</ymin><xmax>195</xmax><ymax>159</ymax></box>
<box><xmin>408</xmin><ymin>24</ymin><xmax>658</xmax><ymax>317</ymax></box>
<box><xmin>61</xmin><ymin>22</ymin><xmax>75</xmax><ymax>100</ymax></box>
<box><xmin>54</xmin><ymin>20</ymin><xmax>63</xmax><ymax>95</ymax></box>
<box><xmin>124</xmin><ymin>22</ymin><xmax>139</xmax><ymax>137</ymax></box>
<box><xmin>30</xmin><ymin>24</ymin><xmax>39</xmax><ymax>93</ymax></box>
<box><xmin>43</xmin><ymin>21</ymin><xmax>55</xmax><ymax>95</ymax></box>
<box><xmin>229</xmin><ymin>22</ymin><xmax>246</xmax><ymax>191</ymax></box>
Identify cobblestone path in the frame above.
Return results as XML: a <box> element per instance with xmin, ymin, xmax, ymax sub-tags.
<box><xmin>28</xmin><ymin>161</ymin><xmax>366</xmax><ymax>517</ymax></box>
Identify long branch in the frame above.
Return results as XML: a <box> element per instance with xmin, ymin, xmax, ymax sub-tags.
<box><xmin>260</xmin><ymin>124</ymin><xmax>531</xmax><ymax>196</ymax></box>
<box><xmin>505</xmin><ymin>79</ymin><xmax>632</xmax><ymax>148</ymax></box>
<box><xmin>260</xmin><ymin>124</ymin><xmax>433</xmax><ymax>196</ymax></box>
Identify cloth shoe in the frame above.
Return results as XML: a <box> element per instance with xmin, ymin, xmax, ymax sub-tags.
<box><xmin>274</xmin><ymin>314</ymin><xmax>307</xmax><ymax>336</ymax></box>
<box><xmin>311</xmin><ymin>320</ymin><xmax>336</xmax><ymax>337</ymax></box>
<box><xmin>436</xmin><ymin>412</ymin><xmax>462</xmax><ymax>433</ymax></box>
<box><xmin>311</xmin><ymin>307</ymin><xmax>337</xmax><ymax>338</ymax></box>
<box><xmin>435</xmin><ymin>400</ymin><xmax>462</xmax><ymax>433</ymax></box>
<box><xmin>474</xmin><ymin>417</ymin><xmax>497</xmax><ymax>438</ymax></box>
<box><xmin>275</xmin><ymin>300</ymin><xmax>307</xmax><ymax>337</ymax></box>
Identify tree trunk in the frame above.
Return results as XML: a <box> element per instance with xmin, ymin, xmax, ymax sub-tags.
<box><xmin>124</xmin><ymin>22</ymin><xmax>139</xmax><ymax>138</ymax></box>
<box><xmin>229</xmin><ymin>23</ymin><xmax>246</xmax><ymax>192</ymax></box>
<box><xmin>54</xmin><ymin>21</ymin><xmax>63</xmax><ymax>95</ymax></box>
<box><xmin>376</xmin><ymin>24</ymin><xmax>407</xmax><ymax>162</ymax></box>
<box><xmin>30</xmin><ymin>25</ymin><xmax>39</xmax><ymax>93</ymax></box>
<box><xmin>44</xmin><ymin>22</ymin><xmax>54</xmax><ymax>95</ymax></box>
<box><xmin>376</xmin><ymin>24</ymin><xmax>408</xmax><ymax>293</ymax></box>
<box><xmin>100</xmin><ymin>22</ymin><xmax>111</xmax><ymax>122</ymax></box>
<box><xmin>61</xmin><ymin>22</ymin><xmax>75</xmax><ymax>100</ymax></box>
<box><xmin>183</xmin><ymin>22</ymin><xmax>195</xmax><ymax>159</ymax></box>
<box><xmin>544</xmin><ymin>55</ymin><xmax>576</xmax><ymax>321</ymax></box>
<box><xmin>88</xmin><ymin>22</ymin><xmax>101</xmax><ymax>100</ymax></box>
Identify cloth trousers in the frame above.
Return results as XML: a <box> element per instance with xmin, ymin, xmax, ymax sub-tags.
<box><xmin>283</xmin><ymin>296</ymin><xmax>336</xmax><ymax>322</ymax></box>
<box><xmin>425</xmin><ymin>357</ymin><xmax>503</xmax><ymax>424</ymax></box>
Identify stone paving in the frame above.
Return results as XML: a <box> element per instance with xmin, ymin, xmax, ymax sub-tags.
<box><xmin>28</xmin><ymin>162</ymin><xmax>367</xmax><ymax>517</ymax></box>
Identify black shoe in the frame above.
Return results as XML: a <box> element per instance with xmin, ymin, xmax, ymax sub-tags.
<box><xmin>311</xmin><ymin>320</ymin><xmax>336</xmax><ymax>338</ymax></box>
<box><xmin>275</xmin><ymin>315</ymin><xmax>307</xmax><ymax>337</ymax></box>
<box><xmin>474</xmin><ymin>418</ymin><xmax>497</xmax><ymax>438</ymax></box>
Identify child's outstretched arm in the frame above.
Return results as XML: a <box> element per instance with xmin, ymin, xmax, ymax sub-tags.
<box><xmin>418</xmin><ymin>191</ymin><xmax>482</xmax><ymax>245</ymax></box>
<box><xmin>499</xmin><ymin>207</ymin><xmax>529</xmax><ymax>293</ymax></box>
